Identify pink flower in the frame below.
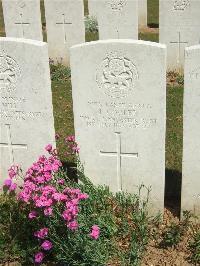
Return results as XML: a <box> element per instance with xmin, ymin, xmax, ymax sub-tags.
<box><xmin>45</xmin><ymin>144</ymin><xmax>52</xmax><ymax>153</ymax></box>
<box><xmin>58</xmin><ymin>179</ymin><xmax>65</xmax><ymax>185</ymax></box>
<box><xmin>34</xmin><ymin>252</ymin><xmax>44</xmax><ymax>263</ymax></box>
<box><xmin>66</xmin><ymin>135</ymin><xmax>75</xmax><ymax>142</ymax></box>
<box><xmin>9</xmin><ymin>183</ymin><xmax>17</xmax><ymax>191</ymax></box>
<box><xmin>67</xmin><ymin>220</ymin><xmax>79</xmax><ymax>231</ymax></box>
<box><xmin>41</xmin><ymin>240</ymin><xmax>53</xmax><ymax>250</ymax></box>
<box><xmin>4</xmin><ymin>178</ymin><xmax>12</xmax><ymax>187</ymax></box>
<box><xmin>28</xmin><ymin>211</ymin><xmax>37</xmax><ymax>219</ymax></box>
<box><xmin>89</xmin><ymin>225</ymin><xmax>100</xmax><ymax>240</ymax></box>
<box><xmin>44</xmin><ymin>207</ymin><xmax>53</xmax><ymax>216</ymax></box>
<box><xmin>8</xmin><ymin>165</ymin><xmax>19</xmax><ymax>179</ymax></box>
<box><xmin>34</xmin><ymin>228</ymin><xmax>48</xmax><ymax>239</ymax></box>
<box><xmin>78</xmin><ymin>193</ymin><xmax>89</xmax><ymax>200</ymax></box>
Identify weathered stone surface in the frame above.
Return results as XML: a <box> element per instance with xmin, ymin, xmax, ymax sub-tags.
<box><xmin>159</xmin><ymin>0</ymin><xmax>200</xmax><ymax>72</ymax></box>
<box><xmin>2</xmin><ymin>0</ymin><xmax>42</xmax><ymax>41</ymax></box>
<box><xmin>89</xmin><ymin>0</ymin><xmax>145</xmax><ymax>30</ymax></box>
<box><xmin>44</xmin><ymin>0</ymin><xmax>85</xmax><ymax>66</ymax></box>
<box><xmin>139</xmin><ymin>0</ymin><xmax>147</xmax><ymax>28</ymax></box>
<box><xmin>70</xmin><ymin>40</ymin><xmax>166</xmax><ymax>214</ymax></box>
<box><xmin>89</xmin><ymin>0</ymin><xmax>138</xmax><ymax>40</ymax></box>
<box><xmin>182</xmin><ymin>45</ymin><xmax>200</xmax><ymax>217</ymax></box>
<box><xmin>0</xmin><ymin>38</ymin><xmax>55</xmax><ymax>185</ymax></box>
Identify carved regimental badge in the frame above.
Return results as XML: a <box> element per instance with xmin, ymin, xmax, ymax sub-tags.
<box><xmin>0</xmin><ymin>50</ymin><xmax>21</xmax><ymax>92</ymax></box>
<box><xmin>173</xmin><ymin>0</ymin><xmax>190</xmax><ymax>11</ymax></box>
<box><xmin>96</xmin><ymin>52</ymin><xmax>138</xmax><ymax>99</ymax></box>
<box><xmin>108</xmin><ymin>0</ymin><xmax>127</xmax><ymax>11</ymax></box>
<box><xmin>19</xmin><ymin>0</ymin><xmax>26</xmax><ymax>8</ymax></box>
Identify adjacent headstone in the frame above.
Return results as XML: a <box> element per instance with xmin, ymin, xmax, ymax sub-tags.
<box><xmin>44</xmin><ymin>0</ymin><xmax>85</xmax><ymax>66</ymax></box>
<box><xmin>88</xmin><ymin>0</ymin><xmax>145</xmax><ymax>30</ymax></box>
<box><xmin>70</xmin><ymin>40</ymin><xmax>166</xmax><ymax>214</ymax></box>
<box><xmin>0</xmin><ymin>37</ymin><xmax>55</xmax><ymax>185</ymax></box>
<box><xmin>159</xmin><ymin>0</ymin><xmax>200</xmax><ymax>71</ymax></box>
<box><xmin>182</xmin><ymin>45</ymin><xmax>200</xmax><ymax>217</ymax></box>
<box><xmin>89</xmin><ymin>0</ymin><xmax>138</xmax><ymax>40</ymax></box>
<box><xmin>139</xmin><ymin>0</ymin><xmax>147</xmax><ymax>28</ymax></box>
<box><xmin>2</xmin><ymin>0</ymin><xmax>43</xmax><ymax>41</ymax></box>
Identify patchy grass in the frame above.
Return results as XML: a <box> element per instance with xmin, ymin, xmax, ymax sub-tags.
<box><xmin>148</xmin><ymin>0</ymin><xmax>159</xmax><ymax>28</ymax></box>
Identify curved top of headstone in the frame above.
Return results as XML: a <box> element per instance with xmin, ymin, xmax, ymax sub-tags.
<box><xmin>0</xmin><ymin>37</ymin><xmax>46</xmax><ymax>47</ymax></box>
<box><xmin>70</xmin><ymin>39</ymin><xmax>166</xmax><ymax>50</ymax></box>
<box><xmin>185</xmin><ymin>44</ymin><xmax>200</xmax><ymax>52</ymax></box>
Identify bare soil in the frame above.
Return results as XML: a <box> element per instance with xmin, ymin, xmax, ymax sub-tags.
<box><xmin>141</xmin><ymin>208</ymin><xmax>199</xmax><ymax>266</ymax></box>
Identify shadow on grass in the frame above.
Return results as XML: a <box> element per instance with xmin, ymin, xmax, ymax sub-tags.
<box><xmin>61</xmin><ymin>161</ymin><xmax>78</xmax><ymax>183</ymax></box>
<box><xmin>165</xmin><ymin>168</ymin><xmax>182</xmax><ymax>218</ymax></box>
<box><xmin>148</xmin><ymin>23</ymin><xmax>159</xmax><ymax>28</ymax></box>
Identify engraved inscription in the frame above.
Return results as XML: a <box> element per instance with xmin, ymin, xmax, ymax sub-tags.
<box><xmin>189</xmin><ymin>67</ymin><xmax>200</xmax><ymax>79</ymax></box>
<box><xmin>108</xmin><ymin>0</ymin><xmax>127</xmax><ymax>11</ymax></box>
<box><xmin>0</xmin><ymin>124</ymin><xmax>27</xmax><ymax>165</ymax></box>
<box><xmin>19</xmin><ymin>1</ymin><xmax>26</xmax><ymax>8</ymax></box>
<box><xmin>0</xmin><ymin>50</ymin><xmax>21</xmax><ymax>92</ymax></box>
<box><xmin>96</xmin><ymin>52</ymin><xmax>138</xmax><ymax>99</ymax></box>
<box><xmin>80</xmin><ymin>101</ymin><xmax>157</xmax><ymax>129</ymax></box>
<box><xmin>15</xmin><ymin>13</ymin><xmax>30</xmax><ymax>38</ymax></box>
<box><xmin>0</xmin><ymin>110</ymin><xmax>43</xmax><ymax>120</ymax></box>
<box><xmin>56</xmin><ymin>14</ymin><xmax>73</xmax><ymax>44</ymax></box>
<box><xmin>100</xmin><ymin>132</ymin><xmax>138</xmax><ymax>191</ymax></box>
<box><xmin>173</xmin><ymin>0</ymin><xmax>190</xmax><ymax>11</ymax></box>
<box><xmin>0</xmin><ymin>95</ymin><xmax>45</xmax><ymax>121</ymax></box>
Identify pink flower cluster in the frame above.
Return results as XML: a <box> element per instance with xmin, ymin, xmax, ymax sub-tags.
<box><xmin>3</xmin><ymin>165</ymin><xmax>19</xmax><ymax>192</ymax></box>
<box><xmin>61</xmin><ymin>188</ymin><xmax>89</xmax><ymax>230</ymax></box>
<box><xmin>65</xmin><ymin>135</ymin><xmax>80</xmax><ymax>155</ymax></box>
<box><xmin>3</xmin><ymin>142</ymin><xmax>100</xmax><ymax>264</ymax></box>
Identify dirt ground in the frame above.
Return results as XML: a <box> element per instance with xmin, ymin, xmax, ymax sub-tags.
<box><xmin>141</xmin><ymin>208</ymin><xmax>199</xmax><ymax>266</ymax></box>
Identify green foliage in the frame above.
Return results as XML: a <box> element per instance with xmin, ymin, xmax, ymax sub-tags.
<box><xmin>190</xmin><ymin>230</ymin><xmax>200</xmax><ymax>264</ymax></box>
<box><xmin>47</xmin><ymin>172</ymin><xmax>151</xmax><ymax>265</ymax></box>
<box><xmin>50</xmin><ymin>62</ymin><xmax>71</xmax><ymax>83</ymax></box>
<box><xmin>85</xmin><ymin>15</ymin><xmax>98</xmax><ymax>33</ymax></box>
<box><xmin>160</xmin><ymin>211</ymin><xmax>192</xmax><ymax>248</ymax></box>
<box><xmin>0</xmin><ymin>169</ymin><xmax>151</xmax><ymax>265</ymax></box>
<box><xmin>176</xmin><ymin>74</ymin><xmax>184</xmax><ymax>86</ymax></box>
<box><xmin>0</xmin><ymin>193</ymin><xmax>38</xmax><ymax>264</ymax></box>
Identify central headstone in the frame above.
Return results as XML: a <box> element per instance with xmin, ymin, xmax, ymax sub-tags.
<box><xmin>159</xmin><ymin>0</ymin><xmax>200</xmax><ymax>71</ymax></box>
<box><xmin>2</xmin><ymin>0</ymin><xmax>43</xmax><ymax>41</ymax></box>
<box><xmin>44</xmin><ymin>0</ymin><xmax>85</xmax><ymax>66</ymax></box>
<box><xmin>94</xmin><ymin>0</ymin><xmax>138</xmax><ymax>40</ymax></box>
<box><xmin>0</xmin><ymin>38</ymin><xmax>55</xmax><ymax>185</ymax></box>
<box><xmin>70</xmin><ymin>40</ymin><xmax>166</xmax><ymax>214</ymax></box>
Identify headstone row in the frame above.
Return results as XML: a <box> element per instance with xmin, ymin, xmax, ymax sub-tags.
<box><xmin>1</xmin><ymin>36</ymin><xmax>200</xmax><ymax>216</ymax></box>
<box><xmin>2</xmin><ymin>0</ymin><xmax>85</xmax><ymax>65</ymax></box>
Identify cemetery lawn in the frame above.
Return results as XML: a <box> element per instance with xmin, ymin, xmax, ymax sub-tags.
<box><xmin>1</xmin><ymin>0</ymin><xmax>200</xmax><ymax>265</ymax></box>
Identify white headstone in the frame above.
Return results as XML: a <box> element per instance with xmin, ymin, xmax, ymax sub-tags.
<box><xmin>139</xmin><ymin>0</ymin><xmax>147</xmax><ymax>28</ymax></box>
<box><xmin>2</xmin><ymin>0</ymin><xmax>43</xmax><ymax>41</ymax></box>
<box><xmin>182</xmin><ymin>45</ymin><xmax>200</xmax><ymax>217</ymax></box>
<box><xmin>159</xmin><ymin>0</ymin><xmax>200</xmax><ymax>72</ymax></box>
<box><xmin>70</xmin><ymin>40</ymin><xmax>166</xmax><ymax>214</ymax></box>
<box><xmin>0</xmin><ymin>38</ymin><xmax>55</xmax><ymax>185</ymax></box>
<box><xmin>89</xmin><ymin>0</ymin><xmax>138</xmax><ymax>40</ymax></box>
<box><xmin>44</xmin><ymin>0</ymin><xmax>85</xmax><ymax>66</ymax></box>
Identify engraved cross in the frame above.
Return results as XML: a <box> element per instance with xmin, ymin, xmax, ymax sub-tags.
<box><xmin>0</xmin><ymin>124</ymin><xmax>27</xmax><ymax>165</ymax></box>
<box><xmin>56</xmin><ymin>14</ymin><xmax>72</xmax><ymax>44</ymax></box>
<box><xmin>170</xmin><ymin>32</ymin><xmax>188</xmax><ymax>65</ymax></box>
<box><xmin>100</xmin><ymin>132</ymin><xmax>138</xmax><ymax>191</ymax></box>
<box><xmin>15</xmin><ymin>13</ymin><xmax>30</xmax><ymax>38</ymax></box>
